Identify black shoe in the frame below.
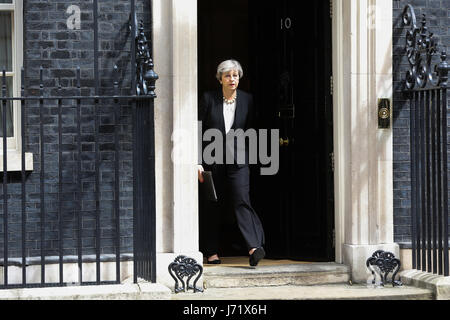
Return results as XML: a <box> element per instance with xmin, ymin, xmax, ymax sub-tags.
<box><xmin>206</xmin><ymin>254</ymin><xmax>222</xmax><ymax>265</ymax></box>
<box><xmin>249</xmin><ymin>247</ymin><xmax>265</xmax><ymax>267</ymax></box>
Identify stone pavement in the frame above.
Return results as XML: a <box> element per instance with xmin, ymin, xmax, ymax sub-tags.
<box><xmin>0</xmin><ymin>258</ymin><xmax>439</xmax><ymax>300</ymax></box>
<box><xmin>171</xmin><ymin>283</ymin><xmax>433</xmax><ymax>300</ymax></box>
<box><xmin>0</xmin><ymin>282</ymin><xmax>433</xmax><ymax>300</ymax></box>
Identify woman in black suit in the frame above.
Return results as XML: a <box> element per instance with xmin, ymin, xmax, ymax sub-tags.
<box><xmin>198</xmin><ymin>59</ymin><xmax>265</xmax><ymax>266</ymax></box>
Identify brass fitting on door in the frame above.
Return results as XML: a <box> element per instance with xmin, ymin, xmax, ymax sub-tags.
<box><xmin>279</xmin><ymin>138</ymin><xmax>289</xmax><ymax>147</ymax></box>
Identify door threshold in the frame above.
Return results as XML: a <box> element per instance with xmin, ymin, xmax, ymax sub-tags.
<box><xmin>203</xmin><ymin>256</ymin><xmax>314</xmax><ymax>267</ymax></box>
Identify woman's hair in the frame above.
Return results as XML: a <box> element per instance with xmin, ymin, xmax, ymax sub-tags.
<box><xmin>216</xmin><ymin>59</ymin><xmax>244</xmax><ymax>81</ymax></box>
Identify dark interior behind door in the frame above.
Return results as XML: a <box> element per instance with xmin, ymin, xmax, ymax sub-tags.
<box><xmin>198</xmin><ymin>0</ymin><xmax>335</xmax><ymax>261</ymax></box>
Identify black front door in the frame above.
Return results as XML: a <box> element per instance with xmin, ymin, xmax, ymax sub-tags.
<box><xmin>248</xmin><ymin>0</ymin><xmax>334</xmax><ymax>261</ymax></box>
<box><xmin>198</xmin><ymin>0</ymin><xmax>334</xmax><ymax>261</ymax></box>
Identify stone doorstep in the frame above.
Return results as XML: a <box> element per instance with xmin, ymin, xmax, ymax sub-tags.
<box><xmin>203</xmin><ymin>263</ymin><xmax>351</xmax><ymax>288</ymax></box>
<box><xmin>0</xmin><ymin>283</ymin><xmax>172</xmax><ymax>300</ymax></box>
<box><xmin>400</xmin><ymin>269</ymin><xmax>450</xmax><ymax>300</ymax></box>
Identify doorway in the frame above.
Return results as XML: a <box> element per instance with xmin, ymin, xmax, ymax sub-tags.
<box><xmin>198</xmin><ymin>0</ymin><xmax>335</xmax><ymax>262</ymax></box>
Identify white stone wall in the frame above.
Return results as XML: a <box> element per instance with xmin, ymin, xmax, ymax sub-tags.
<box><xmin>153</xmin><ymin>0</ymin><xmax>203</xmax><ymax>289</ymax></box>
<box><xmin>332</xmin><ymin>0</ymin><xmax>397</xmax><ymax>282</ymax></box>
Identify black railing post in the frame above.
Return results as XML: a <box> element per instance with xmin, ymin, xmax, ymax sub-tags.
<box><xmin>404</xmin><ymin>4</ymin><xmax>450</xmax><ymax>277</ymax></box>
<box><xmin>39</xmin><ymin>66</ymin><xmax>45</xmax><ymax>285</ymax></box>
<box><xmin>437</xmin><ymin>51</ymin><xmax>449</xmax><ymax>276</ymax></box>
<box><xmin>443</xmin><ymin>86</ymin><xmax>449</xmax><ymax>277</ymax></box>
<box><xmin>436</xmin><ymin>87</ymin><xmax>443</xmax><ymax>275</ymax></box>
<box><xmin>21</xmin><ymin>67</ymin><xmax>26</xmax><ymax>285</ymax></box>
<box><xmin>113</xmin><ymin>65</ymin><xmax>121</xmax><ymax>284</ymax></box>
<box><xmin>0</xmin><ymin>88</ymin><xmax>156</xmax><ymax>290</ymax></box>
<box><xmin>76</xmin><ymin>67</ymin><xmax>82</xmax><ymax>284</ymax></box>
<box><xmin>431</xmin><ymin>89</ymin><xmax>437</xmax><ymax>275</ymax></box>
<box><xmin>420</xmin><ymin>90</ymin><xmax>426</xmax><ymax>271</ymax></box>
<box><xmin>58</xmin><ymin>77</ymin><xmax>63</xmax><ymax>285</ymax></box>
<box><xmin>410</xmin><ymin>90</ymin><xmax>417</xmax><ymax>270</ymax></box>
<box><xmin>426</xmin><ymin>90</ymin><xmax>432</xmax><ymax>273</ymax></box>
<box><xmin>93</xmin><ymin>0</ymin><xmax>101</xmax><ymax>285</ymax></box>
<box><xmin>2</xmin><ymin>68</ymin><xmax>8</xmax><ymax>286</ymax></box>
<box><xmin>131</xmin><ymin>0</ymin><xmax>138</xmax><ymax>285</ymax></box>
<box><xmin>415</xmin><ymin>90</ymin><xmax>422</xmax><ymax>271</ymax></box>
<box><xmin>0</xmin><ymin>0</ymin><xmax>158</xmax><ymax>291</ymax></box>
<box><xmin>133</xmin><ymin>15</ymin><xmax>158</xmax><ymax>283</ymax></box>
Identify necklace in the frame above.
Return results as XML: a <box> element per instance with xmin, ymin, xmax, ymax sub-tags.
<box><xmin>223</xmin><ymin>93</ymin><xmax>237</xmax><ymax>105</ymax></box>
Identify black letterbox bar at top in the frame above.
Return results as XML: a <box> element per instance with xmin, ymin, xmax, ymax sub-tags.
<box><xmin>2</xmin><ymin>69</ymin><xmax>8</xmax><ymax>286</ymax></box>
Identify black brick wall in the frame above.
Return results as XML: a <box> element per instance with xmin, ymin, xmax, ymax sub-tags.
<box><xmin>393</xmin><ymin>0</ymin><xmax>450</xmax><ymax>247</ymax></box>
<box><xmin>0</xmin><ymin>0</ymin><xmax>151</xmax><ymax>261</ymax></box>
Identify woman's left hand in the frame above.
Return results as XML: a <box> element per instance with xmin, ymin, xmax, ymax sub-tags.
<box><xmin>198</xmin><ymin>165</ymin><xmax>204</xmax><ymax>183</ymax></box>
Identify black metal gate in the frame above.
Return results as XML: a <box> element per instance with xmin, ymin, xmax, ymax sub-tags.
<box><xmin>0</xmin><ymin>0</ymin><xmax>157</xmax><ymax>289</ymax></box>
<box><xmin>403</xmin><ymin>5</ymin><xmax>449</xmax><ymax>276</ymax></box>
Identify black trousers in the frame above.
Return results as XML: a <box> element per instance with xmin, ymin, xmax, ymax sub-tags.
<box><xmin>200</xmin><ymin>164</ymin><xmax>265</xmax><ymax>257</ymax></box>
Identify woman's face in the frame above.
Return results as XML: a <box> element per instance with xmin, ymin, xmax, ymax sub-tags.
<box><xmin>220</xmin><ymin>69</ymin><xmax>240</xmax><ymax>91</ymax></box>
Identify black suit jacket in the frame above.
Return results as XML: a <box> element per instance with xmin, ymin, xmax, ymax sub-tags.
<box><xmin>198</xmin><ymin>89</ymin><xmax>255</xmax><ymax>169</ymax></box>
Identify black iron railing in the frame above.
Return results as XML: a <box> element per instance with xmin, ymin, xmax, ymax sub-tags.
<box><xmin>403</xmin><ymin>5</ymin><xmax>450</xmax><ymax>276</ymax></box>
<box><xmin>0</xmin><ymin>0</ymin><xmax>157</xmax><ymax>289</ymax></box>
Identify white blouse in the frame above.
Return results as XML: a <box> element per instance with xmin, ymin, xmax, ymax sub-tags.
<box><xmin>223</xmin><ymin>101</ymin><xmax>236</xmax><ymax>134</ymax></box>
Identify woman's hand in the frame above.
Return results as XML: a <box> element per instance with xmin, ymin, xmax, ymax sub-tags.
<box><xmin>198</xmin><ymin>165</ymin><xmax>204</xmax><ymax>183</ymax></box>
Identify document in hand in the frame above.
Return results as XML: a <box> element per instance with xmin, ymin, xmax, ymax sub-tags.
<box><xmin>200</xmin><ymin>171</ymin><xmax>218</xmax><ymax>202</ymax></box>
